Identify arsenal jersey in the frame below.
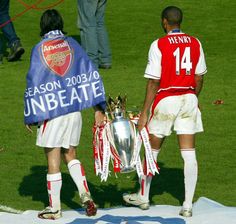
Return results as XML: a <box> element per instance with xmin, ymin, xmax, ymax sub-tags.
<box><xmin>144</xmin><ymin>31</ymin><xmax>207</xmax><ymax>95</ymax></box>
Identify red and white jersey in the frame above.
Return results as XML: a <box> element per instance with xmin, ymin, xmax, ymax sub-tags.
<box><xmin>144</xmin><ymin>31</ymin><xmax>207</xmax><ymax>95</ymax></box>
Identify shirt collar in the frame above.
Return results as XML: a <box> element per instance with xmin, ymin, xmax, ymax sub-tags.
<box><xmin>167</xmin><ymin>29</ymin><xmax>184</xmax><ymax>35</ymax></box>
<box><xmin>168</xmin><ymin>29</ymin><xmax>182</xmax><ymax>34</ymax></box>
<box><xmin>43</xmin><ymin>30</ymin><xmax>64</xmax><ymax>39</ymax></box>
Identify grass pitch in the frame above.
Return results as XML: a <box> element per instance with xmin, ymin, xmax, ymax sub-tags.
<box><xmin>0</xmin><ymin>0</ymin><xmax>235</xmax><ymax>211</ymax></box>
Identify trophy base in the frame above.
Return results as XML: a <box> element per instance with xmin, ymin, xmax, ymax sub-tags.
<box><xmin>120</xmin><ymin>167</ymin><xmax>136</xmax><ymax>173</ymax></box>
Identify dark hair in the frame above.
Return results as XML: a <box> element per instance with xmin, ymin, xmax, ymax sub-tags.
<box><xmin>40</xmin><ymin>9</ymin><xmax>66</xmax><ymax>36</ymax></box>
<box><xmin>161</xmin><ymin>6</ymin><xmax>183</xmax><ymax>26</ymax></box>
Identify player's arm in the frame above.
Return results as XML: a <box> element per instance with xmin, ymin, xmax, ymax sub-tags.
<box><xmin>195</xmin><ymin>40</ymin><xmax>207</xmax><ymax>97</ymax></box>
<box><xmin>138</xmin><ymin>40</ymin><xmax>161</xmax><ymax>131</ymax></box>
<box><xmin>195</xmin><ymin>75</ymin><xmax>203</xmax><ymax>97</ymax></box>
<box><xmin>138</xmin><ymin>78</ymin><xmax>159</xmax><ymax>131</ymax></box>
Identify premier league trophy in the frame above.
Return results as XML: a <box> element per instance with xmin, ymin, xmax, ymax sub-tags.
<box><xmin>106</xmin><ymin>95</ymin><xmax>136</xmax><ymax>173</ymax></box>
<box><xmin>93</xmin><ymin>95</ymin><xmax>159</xmax><ymax>181</ymax></box>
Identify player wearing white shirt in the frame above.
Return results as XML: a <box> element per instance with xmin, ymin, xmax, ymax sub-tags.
<box><xmin>123</xmin><ymin>6</ymin><xmax>207</xmax><ymax>217</ymax></box>
<box><xmin>25</xmin><ymin>10</ymin><xmax>106</xmax><ymax>220</ymax></box>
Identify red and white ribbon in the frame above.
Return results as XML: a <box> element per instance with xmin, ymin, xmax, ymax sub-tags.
<box><xmin>130</xmin><ymin>118</ymin><xmax>159</xmax><ymax>177</ymax></box>
<box><xmin>100</xmin><ymin>125</ymin><xmax>111</xmax><ymax>181</ymax></box>
<box><xmin>140</xmin><ymin>127</ymin><xmax>159</xmax><ymax>175</ymax></box>
<box><xmin>93</xmin><ymin>122</ymin><xmax>122</xmax><ymax>181</ymax></box>
<box><xmin>92</xmin><ymin>117</ymin><xmax>159</xmax><ymax>182</ymax></box>
<box><xmin>93</xmin><ymin>126</ymin><xmax>102</xmax><ymax>176</ymax></box>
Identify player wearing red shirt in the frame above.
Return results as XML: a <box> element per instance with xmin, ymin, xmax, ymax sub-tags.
<box><xmin>123</xmin><ymin>6</ymin><xmax>207</xmax><ymax>217</ymax></box>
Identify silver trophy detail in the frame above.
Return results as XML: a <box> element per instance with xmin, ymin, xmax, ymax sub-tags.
<box><xmin>107</xmin><ymin>95</ymin><xmax>136</xmax><ymax>173</ymax></box>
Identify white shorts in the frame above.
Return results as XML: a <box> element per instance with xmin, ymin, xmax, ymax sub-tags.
<box><xmin>36</xmin><ymin>111</ymin><xmax>82</xmax><ymax>148</ymax></box>
<box><xmin>148</xmin><ymin>94</ymin><xmax>203</xmax><ymax>137</ymax></box>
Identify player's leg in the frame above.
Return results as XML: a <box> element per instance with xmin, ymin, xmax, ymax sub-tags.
<box><xmin>123</xmin><ymin>128</ymin><xmax>166</xmax><ymax>209</ymax></box>
<box><xmin>174</xmin><ymin>94</ymin><xmax>203</xmax><ymax>217</ymax></box>
<box><xmin>38</xmin><ymin>147</ymin><xmax>62</xmax><ymax>220</ymax></box>
<box><xmin>60</xmin><ymin>111</ymin><xmax>96</xmax><ymax>216</ymax></box>
<box><xmin>123</xmin><ymin>135</ymin><xmax>163</xmax><ymax>209</ymax></box>
<box><xmin>61</xmin><ymin>111</ymin><xmax>91</xmax><ymax>200</ymax></box>
<box><xmin>177</xmin><ymin>134</ymin><xmax>197</xmax><ymax>217</ymax></box>
<box><xmin>123</xmin><ymin>96</ymin><xmax>178</xmax><ymax>209</ymax></box>
<box><xmin>63</xmin><ymin>148</ymin><xmax>90</xmax><ymax>198</ymax></box>
<box><xmin>36</xmin><ymin>114</ymin><xmax>75</xmax><ymax>219</ymax></box>
<box><xmin>62</xmin><ymin>147</ymin><xmax>97</xmax><ymax>216</ymax></box>
<box><xmin>137</xmin><ymin>96</ymin><xmax>179</xmax><ymax>205</ymax></box>
<box><xmin>139</xmin><ymin>134</ymin><xmax>164</xmax><ymax>200</ymax></box>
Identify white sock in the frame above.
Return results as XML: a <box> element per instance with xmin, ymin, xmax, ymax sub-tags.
<box><xmin>139</xmin><ymin>149</ymin><xmax>160</xmax><ymax>201</ymax></box>
<box><xmin>47</xmin><ymin>172</ymin><xmax>62</xmax><ymax>211</ymax></box>
<box><xmin>181</xmin><ymin>150</ymin><xmax>198</xmax><ymax>209</ymax></box>
<box><xmin>68</xmin><ymin>159</ymin><xmax>89</xmax><ymax>197</ymax></box>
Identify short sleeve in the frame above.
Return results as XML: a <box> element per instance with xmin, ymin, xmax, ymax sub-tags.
<box><xmin>144</xmin><ymin>40</ymin><xmax>162</xmax><ymax>79</ymax></box>
<box><xmin>195</xmin><ymin>40</ymin><xmax>207</xmax><ymax>75</ymax></box>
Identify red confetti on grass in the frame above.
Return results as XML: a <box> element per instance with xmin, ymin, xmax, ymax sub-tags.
<box><xmin>213</xmin><ymin>99</ymin><xmax>224</xmax><ymax>105</ymax></box>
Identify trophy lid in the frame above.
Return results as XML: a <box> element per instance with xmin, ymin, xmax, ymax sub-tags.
<box><xmin>106</xmin><ymin>95</ymin><xmax>127</xmax><ymax>120</ymax></box>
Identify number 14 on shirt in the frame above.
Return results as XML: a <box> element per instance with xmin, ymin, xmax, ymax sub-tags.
<box><xmin>173</xmin><ymin>47</ymin><xmax>192</xmax><ymax>75</ymax></box>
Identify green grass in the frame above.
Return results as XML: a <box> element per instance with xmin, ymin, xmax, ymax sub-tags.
<box><xmin>0</xmin><ymin>0</ymin><xmax>236</xmax><ymax>212</ymax></box>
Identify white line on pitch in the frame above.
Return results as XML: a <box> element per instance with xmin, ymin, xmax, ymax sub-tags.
<box><xmin>0</xmin><ymin>205</ymin><xmax>23</xmax><ymax>214</ymax></box>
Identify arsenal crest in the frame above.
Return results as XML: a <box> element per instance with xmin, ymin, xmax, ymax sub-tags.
<box><xmin>41</xmin><ymin>39</ymin><xmax>73</xmax><ymax>76</ymax></box>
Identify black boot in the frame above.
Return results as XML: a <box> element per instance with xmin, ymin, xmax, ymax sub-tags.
<box><xmin>7</xmin><ymin>40</ymin><xmax>25</xmax><ymax>62</ymax></box>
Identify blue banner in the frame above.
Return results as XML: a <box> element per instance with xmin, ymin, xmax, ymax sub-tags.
<box><xmin>24</xmin><ymin>33</ymin><xmax>106</xmax><ymax>125</ymax></box>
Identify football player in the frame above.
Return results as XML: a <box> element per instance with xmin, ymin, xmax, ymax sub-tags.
<box><xmin>123</xmin><ymin>6</ymin><xmax>207</xmax><ymax>217</ymax></box>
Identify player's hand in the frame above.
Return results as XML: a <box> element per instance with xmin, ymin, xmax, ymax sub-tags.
<box><xmin>137</xmin><ymin>112</ymin><xmax>148</xmax><ymax>131</ymax></box>
<box><xmin>94</xmin><ymin>111</ymin><xmax>106</xmax><ymax>126</ymax></box>
<box><xmin>25</xmin><ymin>124</ymin><xmax>33</xmax><ymax>133</ymax></box>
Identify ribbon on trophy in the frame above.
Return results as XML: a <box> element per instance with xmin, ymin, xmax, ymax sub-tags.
<box><xmin>93</xmin><ymin>123</ymin><xmax>122</xmax><ymax>181</ymax></box>
<box><xmin>129</xmin><ymin>117</ymin><xmax>159</xmax><ymax>177</ymax></box>
<box><xmin>92</xmin><ymin>95</ymin><xmax>159</xmax><ymax>182</ymax></box>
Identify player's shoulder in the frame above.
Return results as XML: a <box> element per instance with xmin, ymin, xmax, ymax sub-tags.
<box><xmin>148</xmin><ymin>39</ymin><xmax>160</xmax><ymax>50</ymax></box>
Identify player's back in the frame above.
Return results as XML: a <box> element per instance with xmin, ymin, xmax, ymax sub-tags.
<box><xmin>157</xmin><ymin>33</ymin><xmax>201</xmax><ymax>92</ymax></box>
